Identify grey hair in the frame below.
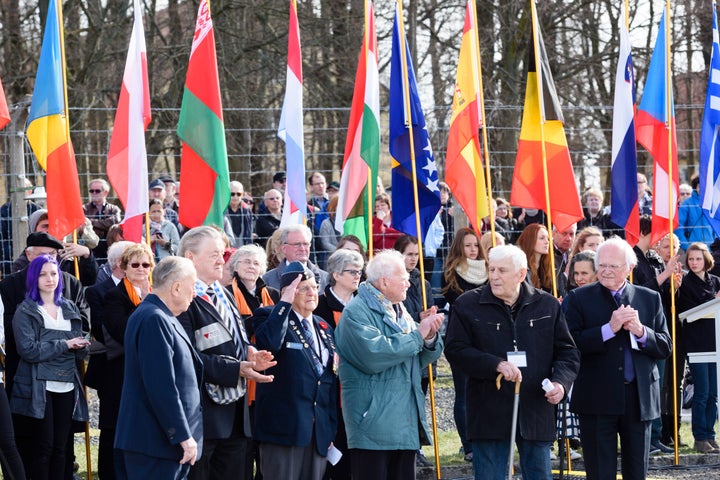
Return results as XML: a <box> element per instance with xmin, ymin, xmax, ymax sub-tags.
<box><xmin>230</xmin><ymin>180</ymin><xmax>244</xmax><ymax>192</ymax></box>
<box><xmin>107</xmin><ymin>240</ymin><xmax>134</xmax><ymax>267</ymax></box>
<box><xmin>326</xmin><ymin>249</ymin><xmax>364</xmax><ymax>286</ymax></box>
<box><xmin>229</xmin><ymin>244</ymin><xmax>268</xmax><ymax>276</ymax></box>
<box><xmin>279</xmin><ymin>224</ymin><xmax>312</xmax><ymax>244</ymax></box>
<box><xmin>89</xmin><ymin>178</ymin><xmax>110</xmax><ymax>192</ymax></box>
<box><xmin>488</xmin><ymin>245</ymin><xmax>528</xmax><ymax>271</ymax></box>
<box><xmin>365</xmin><ymin>250</ymin><xmax>405</xmax><ymax>285</ymax></box>
<box><xmin>152</xmin><ymin>256</ymin><xmax>196</xmax><ymax>290</ymax></box>
<box><xmin>596</xmin><ymin>237</ymin><xmax>637</xmax><ymax>269</ymax></box>
<box><xmin>177</xmin><ymin>225</ymin><xmax>223</xmax><ymax>257</ymax></box>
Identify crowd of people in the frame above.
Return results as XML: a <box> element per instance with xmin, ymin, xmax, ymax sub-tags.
<box><xmin>0</xmin><ymin>169</ymin><xmax>717</xmax><ymax>480</ymax></box>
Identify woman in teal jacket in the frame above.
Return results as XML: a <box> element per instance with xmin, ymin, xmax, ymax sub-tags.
<box><xmin>335</xmin><ymin>250</ymin><xmax>443</xmax><ymax>478</ymax></box>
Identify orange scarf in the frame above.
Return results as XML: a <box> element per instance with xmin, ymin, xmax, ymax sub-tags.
<box><xmin>123</xmin><ymin>278</ymin><xmax>144</xmax><ymax>307</ymax></box>
<box><xmin>232</xmin><ymin>277</ymin><xmax>275</xmax><ymax>405</ymax></box>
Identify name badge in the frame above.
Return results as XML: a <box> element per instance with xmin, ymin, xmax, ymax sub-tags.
<box><xmin>286</xmin><ymin>342</ymin><xmax>304</xmax><ymax>350</ymax></box>
<box><xmin>507</xmin><ymin>351</ymin><xmax>527</xmax><ymax>368</ymax></box>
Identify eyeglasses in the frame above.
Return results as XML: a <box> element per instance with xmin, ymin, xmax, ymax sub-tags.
<box><xmin>285</xmin><ymin>242</ymin><xmax>311</xmax><ymax>249</ymax></box>
<box><xmin>245</xmin><ymin>199</ymin><xmax>255</xmax><ymax>205</ymax></box>
<box><xmin>296</xmin><ymin>284</ymin><xmax>320</xmax><ymax>295</ymax></box>
<box><xmin>597</xmin><ymin>263</ymin><xmax>625</xmax><ymax>271</ymax></box>
<box><xmin>89</xmin><ymin>189</ymin><xmax>103</xmax><ymax>194</ymax></box>
<box><xmin>238</xmin><ymin>259</ymin><xmax>262</xmax><ymax>268</ymax></box>
<box><xmin>342</xmin><ymin>269</ymin><xmax>362</xmax><ymax>277</ymax></box>
<box><xmin>230</xmin><ymin>192</ymin><xmax>243</xmax><ymax>197</ymax></box>
<box><xmin>130</xmin><ymin>262</ymin><xmax>152</xmax><ymax>269</ymax></box>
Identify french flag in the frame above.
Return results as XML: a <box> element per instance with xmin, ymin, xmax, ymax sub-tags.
<box><xmin>700</xmin><ymin>4</ymin><xmax>720</xmax><ymax>237</ymax></box>
<box><xmin>278</xmin><ymin>0</ymin><xmax>307</xmax><ymax>226</ymax></box>
<box><xmin>636</xmin><ymin>9</ymin><xmax>679</xmax><ymax>246</ymax></box>
<box><xmin>610</xmin><ymin>5</ymin><xmax>639</xmax><ymax>246</ymax></box>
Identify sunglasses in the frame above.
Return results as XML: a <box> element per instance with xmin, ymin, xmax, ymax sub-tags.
<box><xmin>89</xmin><ymin>189</ymin><xmax>103</xmax><ymax>194</ymax></box>
<box><xmin>230</xmin><ymin>192</ymin><xmax>243</xmax><ymax>197</ymax></box>
<box><xmin>130</xmin><ymin>262</ymin><xmax>152</xmax><ymax>269</ymax></box>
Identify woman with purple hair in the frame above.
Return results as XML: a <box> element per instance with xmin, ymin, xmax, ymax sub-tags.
<box><xmin>9</xmin><ymin>254</ymin><xmax>90</xmax><ymax>479</ymax></box>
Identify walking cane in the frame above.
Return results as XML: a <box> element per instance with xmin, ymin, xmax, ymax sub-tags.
<box><xmin>497</xmin><ymin>373</ymin><xmax>521</xmax><ymax>480</ymax></box>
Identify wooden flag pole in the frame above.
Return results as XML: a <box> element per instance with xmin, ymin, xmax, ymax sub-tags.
<box><xmin>663</xmin><ymin>0</ymin><xmax>680</xmax><ymax>465</ymax></box>
<box><xmin>395</xmin><ymin>2</ymin><xmax>441</xmax><ymax>476</ymax></box>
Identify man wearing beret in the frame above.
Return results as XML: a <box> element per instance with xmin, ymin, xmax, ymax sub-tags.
<box><xmin>252</xmin><ymin>261</ymin><xmax>338</xmax><ymax>480</ymax></box>
<box><xmin>0</xmin><ymin>232</ymin><xmax>90</xmax><ymax>476</ymax></box>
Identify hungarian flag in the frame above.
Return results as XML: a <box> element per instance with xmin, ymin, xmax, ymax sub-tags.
<box><xmin>107</xmin><ymin>0</ymin><xmax>151</xmax><ymax>243</ymax></box>
<box><xmin>178</xmin><ymin>0</ymin><xmax>230</xmax><ymax>229</ymax></box>
<box><xmin>335</xmin><ymin>0</ymin><xmax>379</xmax><ymax>247</ymax></box>
<box><xmin>510</xmin><ymin>1</ymin><xmax>582</xmax><ymax>232</ymax></box>
<box><xmin>26</xmin><ymin>0</ymin><xmax>85</xmax><ymax>239</ymax></box>
<box><xmin>636</xmin><ymin>9</ymin><xmax>679</xmax><ymax>245</ymax></box>
<box><xmin>0</xmin><ymin>76</ymin><xmax>9</xmax><ymax>130</ymax></box>
<box><xmin>610</xmin><ymin>3</ymin><xmax>640</xmax><ymax>246</ymax></box>
<box><xmin>445</xmin><ymin>0</ymin><xmax>489</xmax><ymax>234</ymax></box>
<box><xmin>278</xmin><ymin>0</ymin><xmax>307</xmax><ymax>226</ymax></box>
<box><xmin>389</xmin><ymin>2</ymin><xmax>441</xmax><ymax>239</ymax></box>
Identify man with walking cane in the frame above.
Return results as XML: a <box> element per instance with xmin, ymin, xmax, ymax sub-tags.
<box><xmin>446</xmin><ymin>245</ymin><xmax>579</xmax><ymax>480</ymax></box>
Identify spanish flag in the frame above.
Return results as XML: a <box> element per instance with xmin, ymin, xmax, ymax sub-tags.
<box><xmin>445</xmin><ymin>0</ymin><xmax>489</xmax><ymax>234</ymax></box>
<box><xmin>26</xmin><ymin>0</ymin><xmax>85</xmax><ymax>239</ymax></box>
<box><xmin>510</xmin><ymin>1</ymin><xmax>582</xmax><ymax>232</ymax></box>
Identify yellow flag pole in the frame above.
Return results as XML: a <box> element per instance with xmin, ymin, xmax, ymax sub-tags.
<box><xmin>395</xmin><ymin>2</ymin><xmax>440</xmax><ymax>477</ymax></box>
<box><xmin>530</xmin><ymin>0</ymin><xmax>558</xmax><ymax>298</ymax></box>
<box><xmin>663</xmin><ymin>0</ymin><xmax>680</xmax><ymax>465</ymax></box>
<box><xmin>56</xmin><ymin>0</ymin><xmax>92</xmax><ymax>476</ymax></box>
<box><xmin>470</xmin><ymin>0</ymin><xmax>496</xmax><ymax>246</ymax></box>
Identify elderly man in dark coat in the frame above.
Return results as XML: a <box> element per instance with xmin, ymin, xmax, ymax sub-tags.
<box><xmin>446</xmin><ymin>244</ymin><xmax>579</xmax><ymax>480</ymax></box>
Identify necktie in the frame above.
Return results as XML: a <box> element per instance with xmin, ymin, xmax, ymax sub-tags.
<box><xmin>207</xmin><ymin>285</ymin><xmax>243</xmax><ymax>359</ymax></box>
<box><xmin>614</xmin><ymin>292</ymin><xmax>636</xmax><ymax>382</ymax></box>
<box><xmin>301</xmin><ymin>318</ymin><xmax>324</xmax><ymax>375</ymax></box>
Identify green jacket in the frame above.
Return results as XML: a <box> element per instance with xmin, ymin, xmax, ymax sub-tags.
<box><xmin>335</xmin><ymin>282</ymin><xmax>443</xmax><ymax>450</ymax></box>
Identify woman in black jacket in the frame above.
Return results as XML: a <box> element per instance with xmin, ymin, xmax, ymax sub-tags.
<box><xmin>678</xmin><ymin>242</ymin><xmax>720</xmax><ymax>453</ymax></box>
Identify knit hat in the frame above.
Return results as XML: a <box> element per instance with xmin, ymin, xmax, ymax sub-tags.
<box><xmin>280</xmin><ymin>261</ymin><xmax>313</xmax><ymax>290</ymax></box>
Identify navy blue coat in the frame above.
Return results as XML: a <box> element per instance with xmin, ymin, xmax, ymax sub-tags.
<box><xmin>563</xmin><ymin>282</ymin><xmax>672</xmax><ymax>421</ymax></box>
<box><xmin>114</xmin><ymin>294</ymin><xmax>204</xmax><ymax>462</ymax></box>
<box><xmin>252</xmin><ymin>302</ymin><xmax>337</xmax><ymax>455</ymax></box>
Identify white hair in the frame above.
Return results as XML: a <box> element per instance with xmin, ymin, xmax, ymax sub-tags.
<box><xmin>107</xmin><ymin>240</ymin><xmax>134</xmax><ymax>267</ymax></box>
<box><xmin>488</xmin><ymin>245</ymin><xmax>527</xmax><ymax>271</ymax></box>
<box><xmin>365</xmin><ymin>250</ymin><xmax>405</xmax><ymax>285</ymax></box>
<box><xmin>595</xmin><ymin>237</ymin><xmax>637</xmax><ymax>269</ymax></box>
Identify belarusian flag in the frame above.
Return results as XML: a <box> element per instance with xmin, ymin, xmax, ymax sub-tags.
<box><xmin>178</xmin><ymin>0</ymin><xmax>229</xmax><ymax>228</ymax></box>
<box><xmin>107</xmin><ymin>0</ymin><xmax>150</xmax><ymax>243</ymax></box>
<box><xmin>335</xmin><ymin>0</ymin><xmax>379</xmax><ymax>247</ymax></box>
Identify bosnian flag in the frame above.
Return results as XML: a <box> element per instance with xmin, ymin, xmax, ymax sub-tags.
<box><xmin>278</xmin><ymin>0</ymin><xmax>306</xmax><ymax>226</ymax></box>
<box><xmin>610</xmin><ymin>4</ymin><xmax>639</xmax><ymax>246</ymax></box>
<box><xmin>700</xmin><ymin>2</ymin><xmax>720</xmax><ymax>237</ymax></box>
<box><xmin>636</xmin><ymin>9</ymin><xmax>679</xmax><ymax>245</ymax></box>
<box><xmin>107</xmin><ymin>0</ymin><xmax>151</xmax><ymax>242</ymax></box>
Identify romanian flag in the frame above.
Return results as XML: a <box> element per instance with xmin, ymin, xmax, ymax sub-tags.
<box><xmin>445</xmin><ymin>0</ymin><xmax>489</xmax><ymax>234</ymax></box>
<box><xmin>510</xmin><ymin>1</ymin><xmax>582</xmax><ymax>233</ymax></box>
<box><xmin>278</xmin><ymin>0</ymin><xmax>307</xmax><ymax>226</ymax></box>
<box><xmin>0</xmin><ymin>77</ymin><xmax>9</xmax><ymax>130</ymax></box>
<box><xmin>26</xmin><ymin>0</ymin><xmax>85</xmax><ymax>240</ymax></box>
<box><xmin>107</xmin><ymin>0</ymin><xmax>151</xmax><ymax>243</ymax></box>
<box><xmin>636</xmin><ymin>9</ymin><xmax>679</xmax><ymax>245</ymax></box>
<box><xmin>178</xmin><ymin>0</ymin><xmax>230</xmax><ymax>229</ymax></box>
<box><xmin>336</xmin><ymin>0</ymin><xmax>380</xmax><ymax>248</ymax></box>
<box><xmin>389</xmin><ymin>2</ymin><xmax>441</xmax><ymax>239</ymax></box>
<box><xmin>610</xmin><ymin>4</ymin><xmax>640</xmax><ymax>246</ymax></box>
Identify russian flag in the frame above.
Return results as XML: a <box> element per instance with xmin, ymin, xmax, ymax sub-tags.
<box><xmin>636</xmin><ymin>9</ymin><xmax>679</xmax><ymax>246</ymax></box>
<box><xmin>278</xmin><ymin>0</ymin><xmax>307</xmax><ymax>226</ymax></box>
<box><xmin>610</xmin><ymin>4</ymin><xmax>639</xmax><ymax>246</ymax></box>
<box><xmin>700</xmin><ymin>4</ymin><xmax>720</xmax><ymax>237</ymax></box>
